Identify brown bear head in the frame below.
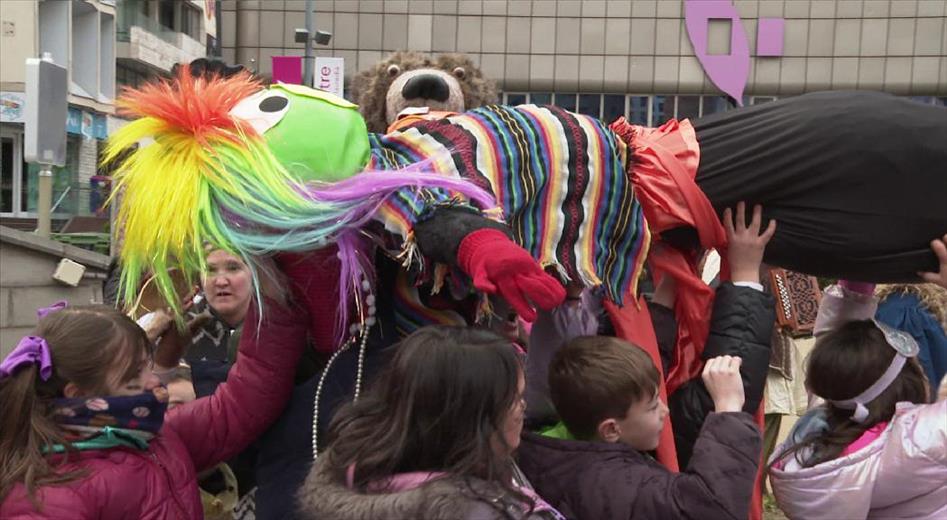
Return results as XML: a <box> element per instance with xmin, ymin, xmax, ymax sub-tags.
<box><xmin>351</xmin><ymin>51</ymin><xmax>499</xmax><ymax>133</ymax></box>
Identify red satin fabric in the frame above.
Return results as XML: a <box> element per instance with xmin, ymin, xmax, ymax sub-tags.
<box><xmin>611</xmin><ymin>117</ymin><xmax>727</xmax><ymax>395</ymax></box>
<box><xmin>612</xmin><ymin>116</ymin><xmax>767</xmax><ymax>519</ymax></box>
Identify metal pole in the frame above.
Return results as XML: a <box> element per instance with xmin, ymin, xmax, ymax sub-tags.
<box><xmin>36</xmin><ymin>165</ymin><xmax>53</xmax><ymax>238</ymax></box>
<box><xmin>303</xmin><ymin>0</ymin><xmax>314</xmax><ymax>87</ymax></box>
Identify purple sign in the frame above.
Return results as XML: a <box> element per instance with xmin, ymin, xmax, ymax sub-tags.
<box><xmin>685</xmin><ymin>0</ymin><xmax>785</xmax><ymax>106</ymax></box>
<box><xmin>272</xmin><ymin>56</ymin><xmax>303</xmax><ymax>85</ymax></box>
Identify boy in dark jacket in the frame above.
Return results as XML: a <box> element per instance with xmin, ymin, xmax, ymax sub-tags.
<box><xmin>516</xmin><ymin>202</ymin><xmax>776</xmax><ymax>520</ymax></box>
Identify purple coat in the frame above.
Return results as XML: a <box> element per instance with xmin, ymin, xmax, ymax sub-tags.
<box><xmin>516</xmin><ymin>411</ymin><xmax>762</xmax><ymax>520</ymax></box>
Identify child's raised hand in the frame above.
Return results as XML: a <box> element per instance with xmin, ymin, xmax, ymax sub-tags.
<box><xmin>723</xmin><ymin>202</ymin><xmax>776</xmax><ymax>284</ymax></box>
<box><xmin>918</xmin><ymin>234</ymin><xmax>947</xmax><ymax>289</ymax></box>
<box><xmin>702</xmin><ymin>355</ymin><xmax>745</xmax><ymax>413</ymax></box>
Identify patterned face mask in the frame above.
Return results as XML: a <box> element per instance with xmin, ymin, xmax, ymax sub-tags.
<box><xmin>49</xmin><ymin>387</ymin><xmax>169</xmax><ymax>451</ymax></box>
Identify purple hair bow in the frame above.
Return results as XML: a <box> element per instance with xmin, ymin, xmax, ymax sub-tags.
<box><xmin>0</xmin><ymin>301</ymin><xmax>67</xmax><ymax>381</ymax></box>
<box><xmin>0</xmin><ymin>336</ymin><xmax>53</xmax><ymax>380</ymax></box>
<box><xmin>37</xmin><ymin>300</ymin><xmax>68</xmax><ymax>319</ymax></box>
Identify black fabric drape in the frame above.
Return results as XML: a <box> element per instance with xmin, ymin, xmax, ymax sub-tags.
<box><xmin>691</xmin><ymin>91</ymin><xmax>946</xmax><ymax>282</ymax></box>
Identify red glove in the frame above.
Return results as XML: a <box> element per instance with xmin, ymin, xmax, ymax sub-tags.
<box><xmin>457</xmin><ymin>229</ymin><xmax>566</xmax><ymax>322</ymax></box>
<box><xmin>275</xmin><ymin>248</ymin><xmax>342</xmax><ymax>353</ymax></box>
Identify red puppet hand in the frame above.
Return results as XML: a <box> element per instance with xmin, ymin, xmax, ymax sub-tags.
<box><xmin>457</xmin><ymin>229</ymin><xmax>566</xmax><ymax>322</ymax></box>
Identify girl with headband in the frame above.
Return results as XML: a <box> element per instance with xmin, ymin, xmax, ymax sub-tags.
<box><xmin>767</xmin><ymin>239</ymin><xmax>947</xmax><ymax>519</ymax></box>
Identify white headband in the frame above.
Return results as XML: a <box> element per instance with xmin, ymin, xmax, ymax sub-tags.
<box><xmin>827</xmin><ymin>319</ymin><xmax>919</xmax><ymax>423</ymax></box>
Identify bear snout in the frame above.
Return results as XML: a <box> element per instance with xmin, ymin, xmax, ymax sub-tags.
<box><xmin>401</xmin><ymin>74</ymin><xmax>451</xmax><ymax>103</ymax></box>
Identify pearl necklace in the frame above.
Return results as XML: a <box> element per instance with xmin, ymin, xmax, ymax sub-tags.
<box><xmin>311</xmin><ymin>276</ymin><xmax>376</xmax><ymax>460</ymax></box>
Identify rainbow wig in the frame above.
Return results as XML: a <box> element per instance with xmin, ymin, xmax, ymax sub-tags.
<box><xmin>104</xmin><ymin>68</ymin><xmax>494</xmax><ymax>336</ymax></box>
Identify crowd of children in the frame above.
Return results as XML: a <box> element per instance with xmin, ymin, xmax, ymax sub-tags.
<box><xmin>2</xmin><ymin>212</ymin><xmax>946</xmax><ymax>519</ymax></box>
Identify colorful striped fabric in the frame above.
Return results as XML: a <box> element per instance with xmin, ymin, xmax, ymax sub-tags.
<box><xmin>390</xmin><ymin>268</ymin><xmax>470</xmax><ymax>338</ymax></box>
<box><xmin>369</xmin><ymin>104</ymin><xmax>650</xmax><ymax>305</ymax></box>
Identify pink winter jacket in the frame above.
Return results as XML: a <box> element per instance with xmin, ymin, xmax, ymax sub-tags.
<box><xmin>768</xmin><ymin>285</ymin><xmax>947</xmax><ymax>519</ymax></box>
<box><xmin>769</xmin><ymin>400</ymin><xmax>947</xmax><ymax>519</ymax></box>
<box><xmin>1</xmin><ymin>300</ymin><xmax>307</xmax><ymax>519</ymax></box>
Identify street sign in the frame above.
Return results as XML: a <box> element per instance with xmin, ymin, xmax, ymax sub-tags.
<box><xmin>314</xmin><ymin>57</ymin><xmax>344</xmax><ymax>98</ymax></box>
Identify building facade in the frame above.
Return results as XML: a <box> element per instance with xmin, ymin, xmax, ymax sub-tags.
<box><xmin>221</xmin><ymin>0</ymin><xmax>947</xmax><ymax>124</ymax></box>
<box><xmin>1</xmin><ymin>0</ymin><xmax>117</xmax><ymax>228</ymax></box>
<box><xmin>0</xmin><ymin>0</ymin><xmax>211</xmax><ymax>232</ymax></box>
<box><xmin>116</xmin><ymin>0</ymin><xmax>214</xmax><ymax>88</ymax></box>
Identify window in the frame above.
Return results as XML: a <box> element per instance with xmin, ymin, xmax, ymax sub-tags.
<box><xmin>651</xmin><ymin>96</ymin><xmax>670</xmax><ymax>125</ymax></box>
<box><xmin>578</xmin><ymin>94</ymin><xmax>600</xmax><ymax>118</ymax></box>
<box><xmin>506</xmin><ymin>93</ymin><xmax>527</xmax><ymax>106</ymax></box>
<box><xmin>1</xmin><ymin>137</ymin><xmax>14</xmax><ymax>213</ymax></box>
<box><xmin>554</xmin><ymin>93</ymin><xmax>577</xmax><ymax>112</ymax></box>
<box><xmin>0</xmin><ymin>132</ymin><xmax>29</xmax><ymax>216</ymax></box>
<box><xmin>529</xmin><ymin>93</ymin><xmax>552</xmax><ymax>105</ymax></box>
<box><xmin>158</xmin><ymin>0</ymin><xmax>174</xmax><ymax>30</ymax></box>
<box><xmin>26</xmin><ymin>137</ymin><xmax>79</xmax><ymax>215</ymax></box>
<box><xmin>602</xmin><ymin>95</ymin><xmax>625</xmax><ymax>124</ymax></box>
<box><xmin>490</xmin><ymin>92</ymin><xmax>799</xmax><ymax>125</ymax></box>
<box><xmin>677</xmin><ymin>96</ymin><xmax>701</xmax><ymax>121</ymax></box>
<box><xmin>702</xmin><ymin>96</ymin><xmax>731</xmax><ymax>116</ymax></box>
<box><xmin>628</xmin><ymin>96</ymin><xmax>649</xmax><ymax>125</ymax></box>
<box><xmin>180</xmin><ymin>3</ymin><xmax>201</xmax><ymax>40</ymax></box>
<box><xmin>909</xmin><ymin>96</ymin><xmax>934</xmax><ymax>105</ymax></box>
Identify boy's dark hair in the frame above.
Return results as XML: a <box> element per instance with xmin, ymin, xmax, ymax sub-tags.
<box><xmin>549</xmin><ymin>336</ymin><xmax>660</xmax><ymax>440</ymax></box>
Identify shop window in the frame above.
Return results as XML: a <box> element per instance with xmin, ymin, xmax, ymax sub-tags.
<box><xmin>26</xmin><ymin>137</ymin><xmax>80</xmax><ymax>215</ymax></box>
<box><xmin>1</xmin><ymin>137</ymin><xmax>14</xmax><ymax>213</ymax></box>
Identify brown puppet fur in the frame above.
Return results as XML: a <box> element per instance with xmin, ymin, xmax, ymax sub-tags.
<box><xmin>351</xmin><ymin>51</ymin><xmax>498</xmax><ymax>133</ymax></box>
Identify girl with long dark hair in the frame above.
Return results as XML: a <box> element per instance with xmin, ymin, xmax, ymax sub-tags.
<box><xmin>299</xmin><ymin>325</ymin><xmax>562</xmax><ymax>520</ymax></box>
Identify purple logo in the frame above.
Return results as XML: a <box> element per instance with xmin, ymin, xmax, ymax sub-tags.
<box><xmin>685</xmin><ymin>0</ymin><xmax>784</xmax><ymax>106</ymax></box>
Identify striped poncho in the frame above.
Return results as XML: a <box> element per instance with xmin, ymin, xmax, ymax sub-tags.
<box><xmin>369</xmin><ymin>104</ymin><xmax>650</xmax><ymax>306</ymax></box>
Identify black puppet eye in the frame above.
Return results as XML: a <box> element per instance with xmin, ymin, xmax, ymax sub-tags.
<box><xmin>259</xmin><ymin>96</ymin><xmax>289</xmax><ymax>113</ymax></box>
<box><xmin>230</xmin><ymin>89</ymin><xmax>291</xmax><ymax>135</ymax></box>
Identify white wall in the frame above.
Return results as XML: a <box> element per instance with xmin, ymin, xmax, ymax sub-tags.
<box><xmin>99</xmin><ymin>12</ymin><xmax>115</xmax><ymax>101</ymax></box>
<box><xmin>0</xmin><ymin>0</ymin><xmax>38</xmax><ymax>85</ymax></box>
<box><xmin>38</xmin><ymin>0</ymin><xmax>69</xmax><ymax>71</ymax></box>
<box><xmin>71</xmin><ymin>1</ymin><xmax>99</xmax><ymax>98</ymax></box>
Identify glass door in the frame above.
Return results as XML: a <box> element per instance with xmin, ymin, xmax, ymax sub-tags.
<box><xmin>0</xmin><ymin>130</ymin><xmax>27</xmax><ymax>216</ymax></box>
